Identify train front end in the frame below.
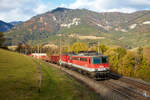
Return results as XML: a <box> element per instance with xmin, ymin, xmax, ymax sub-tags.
<box><xmin>90</xmin><ymin>56</ymin><xmax>109</xmax><ymax>80</ymax></box>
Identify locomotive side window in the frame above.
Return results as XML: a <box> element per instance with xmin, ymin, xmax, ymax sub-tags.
<box><xmin>70</xmin><ymin>56</ymin><xmax>72</xmax><ymax>60</ymax></box>
<box><xmin>80</xmin><ymin>58</ymin><xmax>87</xmax><ymax>62</ymax></box>
<box><xmin>73</xmin><ymin>57</ymin><xmax>80</xmax><ymax>60</ymax></box>
<box><xmin>102</xmin><ymin>56</ymin><xmax>108</xmax><ymax>63</ymax></box>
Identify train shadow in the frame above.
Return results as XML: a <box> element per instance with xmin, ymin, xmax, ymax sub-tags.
<box><xmin>96</xmin><ymin>72</ymin><xmax>122</xmax><ymax>81</ymax></box>
<box><xmin>109</xmin><ymin>72</ymin><xmax>122</xmax><ymax>80</ymax></box>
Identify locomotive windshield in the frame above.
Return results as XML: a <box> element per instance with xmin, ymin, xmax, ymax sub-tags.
<box><xmin>93</xmin><ymin>57</ymin><xmax>101</xmax><ymax>64</ymax></box>
<box><xmin>92</xmin><ymin>56</ymin><xmax>108</xmax><ymax>64</ymax></box>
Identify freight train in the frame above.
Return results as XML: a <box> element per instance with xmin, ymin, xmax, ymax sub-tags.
<box><xmin>30</xmin><ymin>52</ymin><xmax>110</xmax><ymax>80</ymax></box>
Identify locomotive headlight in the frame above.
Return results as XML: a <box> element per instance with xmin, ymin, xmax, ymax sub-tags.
<box><xmin>99</xmin><ymin>66</ymin><xmax>104</xmax><ymax>68</ymax></box>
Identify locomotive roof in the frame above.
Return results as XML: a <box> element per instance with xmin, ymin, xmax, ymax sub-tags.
<box><xmin>68</xmin><ymin>53</ymin><xmax>107</xmax><ymax>57</ymax></box>
<box><xmin>71</xmin><ymin>54</ymin><xmax>107</xmax><ymax>57</ymax></box>
<box><xmin>63</xmin><ymin>51</ymin><xmax>108</xmax><ymax>57</ymax></box>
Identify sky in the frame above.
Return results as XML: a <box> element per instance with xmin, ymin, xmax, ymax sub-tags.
<box><xmin>0</xmin><ymin>0</ymin><xmax>150</xmax><ymax>22</ymax></box>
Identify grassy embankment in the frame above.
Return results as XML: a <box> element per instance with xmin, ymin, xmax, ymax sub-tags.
<box><xmin>0</xmin><ymin>49</ymin><xmax>101</xmax><ymax>100</ymax></box>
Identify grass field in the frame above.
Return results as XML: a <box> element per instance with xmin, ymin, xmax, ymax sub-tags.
<box><xmin>0</xmin><ymin>49</ymin><xmax>101</xmax><ymax>100</ymax></box>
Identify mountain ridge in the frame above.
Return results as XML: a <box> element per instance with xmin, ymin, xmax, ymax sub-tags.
<box><xmin>4</xmin><ymin>7</ymin><xmax>150</xmax><ymax>48</ymax></box>
<box><xmin>0</xmin><ymin>20</ymin><xmax>14</xmax><ymax>32</ymax></box>
<box><xmin>9</xmin><ymin>21</ymin><xmax>23</xmax><ymax>26</ymax></box>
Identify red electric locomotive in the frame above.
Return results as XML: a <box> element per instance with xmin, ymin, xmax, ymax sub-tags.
<box><xmin>50</xmin><ymin>52</ymin><xmax>110</xmax><ymax>80</ymax></box>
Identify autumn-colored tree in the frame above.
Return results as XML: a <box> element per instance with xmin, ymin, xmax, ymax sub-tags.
<box><xmin>104</xmin><ymin>48</ymin><xmax>119</xmax><ymax>71</ymax></box>
<box><xmin>104</xmin><ymin>46</ymin><xmax>150</xmax><ymax>81</ymax></box>
<box><xmin>120</xmin><ymin>52</ymin><xmax>136</xmax><ymax>76</ymax></box>
<box><xmin>89</xmin><ymin>45</ymin><xmax>97</xmax><ymax>51</ymax></box>
<box><xmin>89</xmin><ymin>44</ymin><xmax>108</xmax><ymax>54</ymax></box>
<box><xmin>70</xmin><ymin>42</ymin><xmax>88</xmax><ymax>53</ymax></box>
<box><xmin>104</xmin><ymin>47</ymin><xmax>126</xmax><ymax>73</ymax></box>
<box><xmin>115</xmin><ymin>47</ymin><xmax>126</xmax><ymax>59</ymax></box>
<box><xmin>136</xmin><ymin>47</ymin><xmax>143</xmax><ymax>65</ymax></box>
<box><xmin>62</xmin><ymin>46</ymin><xmax>70</xmax><ymax>54</ymax></box>
<box><xmin>99</xmin><ymin>44</ymin><xmax>108</xmax><ymax>54</ymax></box>
<box><xmin>137</xmin><ymin>47</ymin><xmax>143</xmax><ymax>55</ymax></box>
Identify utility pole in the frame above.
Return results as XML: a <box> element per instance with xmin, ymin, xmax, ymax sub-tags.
<box><xmin>68</xmin><ymin>35</ymin><xmax>70</xmax><ymax>53</ymax></box>
<box><xmin>98</xmin><ymin>41</ymin><xmax>100</xmax><ymax>54</ymax></box>
<box><xmin>38</xmin><ymin>31</ymin><xmax>42</xmax><ymax>93</ymax></box>
<box><xmin>38</xmin><ymin>44</ymin><xmax>40</xmax><ymax>55</ymax></box>
<box><xmin>59</xmin><ymin>36</ymin><xmax>62</xmax><ymax>66</ymax></box>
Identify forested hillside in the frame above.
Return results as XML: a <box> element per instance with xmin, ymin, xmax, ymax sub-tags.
<box><xmin>4</xmin><ymin>8</ymin><xmax>150</xmax><ymax>48</ymax></box>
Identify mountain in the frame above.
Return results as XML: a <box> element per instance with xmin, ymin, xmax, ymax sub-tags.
<box><xmin>0</xmin><ymin>20</ymin><xmax>14</xmax><ymax>32</ymax></box>
<box><xmin>9</xmin><ymin>21</ymin><xmax>23</xmax><ymax>26</ymax></box>
<box><xmin>0</xmin><ymin>20</ymin><xmax>22</xmax><ymax>32</ymax></box>
<box><xmin>4</xmin><ymin>7</ymin><xmax>150</xmax><ymax>48</ymax></box>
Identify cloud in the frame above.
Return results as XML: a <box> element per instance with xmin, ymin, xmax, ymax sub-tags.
<box><xmin>0</xmin><ymin>0</ymin><xmax>54</xmax><ymax>22</ymax></box>
<box><xmin>0</xmin><ymin>0</ymin><xmax>150</xmax><ymax>22</ymax></box>
<box><xmin>33</xmin><ymin>4</ymin><xmax>48</xmax><ymax>14</ymax></box>
<box><xmin>107</xmin><ymin>8</ymin><xmax>136</xmax><ymax>13</ymax></box>
<box><xmin>59</xmin><ymin>3</ymin><xmax>68</xmax><ymax>8</ymax></box>
<box><xmin>129</xmin><ymin>0</ymin><xmax>150</xmax><ymax>5</ymax></box>
<box><xmin>69</xmin><ymin>0</ymin><xmax>150</xmax><ymax>13</ymax></box>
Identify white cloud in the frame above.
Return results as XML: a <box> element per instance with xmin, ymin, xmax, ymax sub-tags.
<box><xmin>33</xmin><ymin>4</ymin><xmax>48</xmax><ymax>14</ymax></box>
<box><xmin>69</xmin><ymin>0</ymin><xmax>150</xmax><ymax>13</ymax></box>
<box><xmin>0</xmin><ymin>0</ymin><xmax>54</xmax><ymax>22</ymax></box>
<box><xmin>129</xmin><ymin>0</ymin><xmax>150</xmax><ymax>5</ymax></box>
<box><xmin>0</xmin><ymin>0</ymin><xmax>150</xmax><ymax>22</ymax></box>
<box><xmin>107</xmin><ymin>8</ymin><xmax>136</xmax><ymax>13</ymax></box>
<box><xmin>59</xmin><ymin>3</ymin><xmax>68</xmax><ymax>8</ymax></box>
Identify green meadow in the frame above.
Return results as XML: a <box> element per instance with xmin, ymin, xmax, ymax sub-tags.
<box><xmin>0</xmin><ymin>49</ymin><xmax>101</xmax><ymax>100</ymax></box>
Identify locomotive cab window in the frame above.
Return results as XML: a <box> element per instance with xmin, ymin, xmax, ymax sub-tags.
<box><xmin>92</xmin><ymin>57</ymin><xmax>102</xmax><ymax>64</ymax></box>
<box><xmin>92</xmin><ymin>56</ymin><xmax>108</xmax><ymax>64</ymax></box>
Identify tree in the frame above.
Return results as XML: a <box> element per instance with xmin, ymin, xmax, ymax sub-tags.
<box><xmin>104</xmin><ymin>47</ymin><xmax>126</xmax><ymax>73</ymax></box>
<box><xmin>0</xmin><ymin>32</ymin><xmax>5</xmax><ymax>47</ymax></box>
<box><xmin>16</xmin><ymin>43</ymin><xmax>24</xmax><ymax>53</ymax></box>
<box><xmin>104</xmin><ymin>48</ymin><xmax>119</xmax><ymax>71</ymax></box>
<box><xmin>115</xmin><ymin>47</ymin><xmax>127</xmax><ymax>59</ymax></box>
<box><xmin>62</xmin><ymin>46</ymin><xmax>70</xmax><ymax>53</ymax></box>
<box><xmin>120</xmin><ymin>52</ymin><xmax>136</xmax><ymax>76</ymax></box>
<box><xmin>99</xmin><ymin>44</ymin><xmax>108</xmax><ymax>54</ymax></box>
<box><xmin>137</xmin><ymin>47</ymin><xmax>143</xmax><ymax>56</ymax></box>
<box><xmin>136</xmin><ymin>47</ymin><xmax>143</xmax><ymax>65</ymax></box>
<box><xmin>70</xmin><ymin>42</ymin><xmax>88</xmax><ymax>53</ymax></box>
<box><xmin>16</xmin><ymin>43</ymin><xmax>32</xmax><ymax>54</ymax></box>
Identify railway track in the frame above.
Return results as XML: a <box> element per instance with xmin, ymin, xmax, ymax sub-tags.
<box><xmin>46</xmin><ymin>62</ymin><xmax>150</xmax><ymax>100</ymax></box>
<box><xmin>110</xmin><ymin>73</ymin><xmax>150</xmax><ymax>98</ymax></box>
<box><xmin>101</xmin><ymin>80</ymin><xmax>149</xmax><ymax>100</ymax></box>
